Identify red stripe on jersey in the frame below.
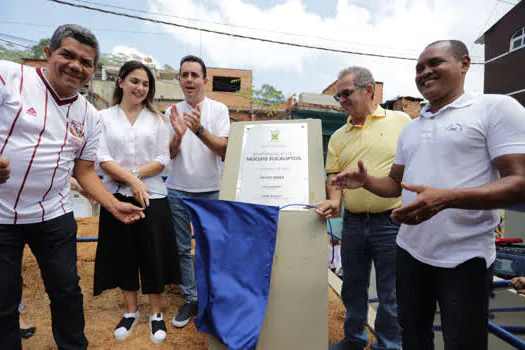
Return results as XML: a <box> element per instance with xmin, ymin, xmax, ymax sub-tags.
<box><xmin>58</xmin><ymin>192</ymin><xmax>66</xmax><ymax>214</ymax></box>
<box><xmin>1</xmin><ymin>105</ymin><xmax>22</xmax><ymax>154</ymax></box>
<box><xmin>40</xmin><ymin>97</ymin><xmax>71</xmax><ymax>221</ymax></box>
<box><xmin>41</xmin><ymin>102</ymin><xmax>71</xmax><ymax>203</ymax></box>
<box><xmin>1</xmin><ymin>65</ymin><xmax>24</xmax><ymax>154</ymax></box>
<box><xmin>0</xmin><ymin>74</ymin><xmax>5</xmax><ymax>85</ymax></box>
<box><xmin>78</xmin><ymin>140</ymin><xmax>88</xmax><ymax>159</ymax></box>
<box><xmin>36</xmin><ymin>67</ymin><xmax>78</xmax><ymax>106</ymax></box>
<box><xmin>13</xmin><ymin>91</ymin><xmax>49</xmax><ymax>224</ymax></box>
<box><xmin>39</xmin><ymin>202</ymin><xmax>45</xmax><ymax>222</ymax></box>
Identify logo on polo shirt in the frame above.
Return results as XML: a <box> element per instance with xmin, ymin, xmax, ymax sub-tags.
<box><xmin>68</xmin><ymin>120</ymin><xmax>85</xmax><ymax>147</ymax></box>
<box><xmin>26</xmin><ymin>107</ymin><xmax>37</xmax><ymax>117</ymax></box>
<box><xmin>68</xmin><ymin>120</ymin><xmax>85</xmax><ymax>138</ymax></box>
<box><xmin>445</xmin><ymin>122</ymin><xmax>463</xmax><ymax>132</ymax></box>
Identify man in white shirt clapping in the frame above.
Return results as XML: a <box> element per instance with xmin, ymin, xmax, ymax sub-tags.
<box><xmin>166</xmin><ymin>55</ymin><xmax>230</xmax><ymax>328</ymax></box>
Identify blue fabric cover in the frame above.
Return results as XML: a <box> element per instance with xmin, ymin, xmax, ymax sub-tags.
<box><xmin>182</xmin><ymin>197</ymin><xmax>279</xmax><ymax>350</ymax></box>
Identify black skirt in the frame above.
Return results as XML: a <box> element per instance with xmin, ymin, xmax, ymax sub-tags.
<box><xmin>93</xmin><ymin>194</ymin><xmax>182</xmax><ymax>296</ymax></box>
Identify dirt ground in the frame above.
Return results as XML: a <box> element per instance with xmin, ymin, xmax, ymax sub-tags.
<box><xmin>20</xmin><ymin>217</ymin><xmax>374</xmax><ymax>349</ymax></box>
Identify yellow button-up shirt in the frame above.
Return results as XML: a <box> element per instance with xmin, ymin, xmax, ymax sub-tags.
<box><xmin>326</xmin><ymin>106</ymin><xmax>411</xmax><ymax>213</ymax></box>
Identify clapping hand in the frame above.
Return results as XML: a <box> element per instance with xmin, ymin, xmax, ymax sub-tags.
<box><xmin>183</xmin><ymin>105</ymin><xmax>202</xmax><ymax>134</ymax></box>
<box><xmin>170</xmin><ymin>105</ymin><xmax>187</xmax><ymax>139</ymax></box>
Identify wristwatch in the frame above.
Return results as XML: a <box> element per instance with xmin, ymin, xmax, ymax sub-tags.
<box><xmin>131</xmin><ymin>168</ymin><xmax>141</xmax><ymax>179</ymax></box>
<box><xmin>195</xmin><ymin>125</ymin><xmax>204</xmax><ymax>136</ymax></box>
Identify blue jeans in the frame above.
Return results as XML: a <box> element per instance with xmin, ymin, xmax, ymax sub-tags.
<box><xmin>167</xmin><ymin>188</ymin><xmax>219</xmax><ymax>303</ymax></box>
<box><xmin>339</xmin><ymin>210</ymin><xmax>401</xmax><ymax>350</ymax></box>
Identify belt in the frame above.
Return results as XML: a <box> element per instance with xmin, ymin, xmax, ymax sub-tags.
<box><xmin>345</xmin><ymin>209</ymin><xmax>393</xmax><ymax>218</ymax></box>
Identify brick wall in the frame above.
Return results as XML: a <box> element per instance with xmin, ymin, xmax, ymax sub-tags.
<box><xmin>206</xmin><ymin>67</ymin><xmax>253</xmax><ymax>109</ymax></box>
<box><xmin>22</xmin><ymin>59</ymin><xmax>48</xmax><ymax>68</ymax></box>
<box><xmin>392</xmin><ymin>97</ymin><xmax>421</xmax><ymax>118</ymax></box>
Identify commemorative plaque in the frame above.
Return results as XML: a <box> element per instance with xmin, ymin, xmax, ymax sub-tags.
<box><xmin>235</xmin><ymin>123</ymin><xmax>309</xmax><ymax>210</ymax></box>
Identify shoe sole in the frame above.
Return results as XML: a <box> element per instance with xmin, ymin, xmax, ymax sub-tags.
<box><xmin>172</xmin><ymin>317</ymin><xmax>192</xmax><ymax>328</ymax></box>
<box><xmin>114</xmin><ymin>318</ymin><xmax>139</xmax><ymax>341</ymax></box>
<box><xmin>150</xmin><ymin>333</ymin><xmax>166</xmax><ymax>344</ymax></box>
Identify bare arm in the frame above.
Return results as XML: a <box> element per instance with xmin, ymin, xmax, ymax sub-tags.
<box><xmin>445</xmin><ymin>154</ymin><xmax>525</xmax><ymax>209</ymax></box>
<box><xmin>100</xmin><ymin>161</ymin><xmax>164</xmax><ymax>184</ymax></box>
<box><xmin>169</xmin><ymin>135</ymin><xmax>182</xmax><ymax>159</ymax></box>
<box><xmin>73</xmin><ymin>159</ymin><xmax>144</xmax><ymax>222</ymax></box>
<box><xmin>75</xmin><ymin>159</ymin><xmax>121</xmax><ymax>209</ymax></box>
<box><xmin>183</xmin><ymin>105</ymin><xmax>228</xmax><ymax>159</ymax></box>
<box><xmin>391</xmin><ymin>154</ymin><xmax>525</xmax><ymax>225</ymax></box>
<box><xmin>197</xmin><ymin>132</ymin><xmax>228</xmax><ymax>159</ymax></box>
<box><xmin>363</xmin><ymin>163</ymin><xmax>404</xmax><ymax>198</ymax></box>
<box><xmin>99</xmin><ymin>160</ymin><xmax>163</xmax><ymax>208</ymax></box>
<box><xmin>331</xmin><ymin>160</ymin><xmax>404</xmax><ymax>198</ymax></box>
<box><xmin>314</xmin><ymin>174</ymin><xmax>342</xmax><ymax>219</ymax></box>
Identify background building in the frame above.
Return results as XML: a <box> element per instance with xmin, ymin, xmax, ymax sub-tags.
<box><xmin>476</xmin><ymin>0</ymin><xmax>525</xmax><ymax>106</ymax></box>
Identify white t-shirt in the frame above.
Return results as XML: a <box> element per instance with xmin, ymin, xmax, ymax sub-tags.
<box><xmin>97</xmin><ymin>105</ymin><xmax>170</xmax><ymax>198</ymax></box>
<box><xmin>166</xmin><ymin>98</ymin><xmax>230</xmax><ymax>192</ymax></box>
<box><xmin>0</xmin><ymin>61</ymin><xmax>100</xmax><ymax>224</ymax></box>
<box><xmin>395</xmin><ymin>93</ymin><xmax>525</xmax><ymax>268</ymax></box>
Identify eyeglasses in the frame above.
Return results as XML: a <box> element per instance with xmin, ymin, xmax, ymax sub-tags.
<box><xmin>333</xmin><ymin>87</ymin><xmax>363</xmax><ymax>102</ymax></box>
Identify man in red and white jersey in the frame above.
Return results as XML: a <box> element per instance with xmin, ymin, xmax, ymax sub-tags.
<box><xmin>0</xmin><ymin>24</ymin><xmax>144</xmax><ymax>349</ymax></box>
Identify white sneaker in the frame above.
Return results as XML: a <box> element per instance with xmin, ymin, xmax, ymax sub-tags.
<box><xmin>114</xmin><ymin>311</ymin><xmax>140</xmax><ymax>340</ymax></box>
<box><xmin>149</xmin><ymin>312</ymin><xmax>167</xmax><ymax>344</ymax></box>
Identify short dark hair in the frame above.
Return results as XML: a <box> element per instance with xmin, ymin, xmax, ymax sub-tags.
<box><xmin>426</xmin><ymin>40</ymin><xmax>469</xmax><ymax>61</ymax></box>
<box><xmin>179</xmin><ymin>55</ymin><xmax>207</xmax><ymax>78</ymax></box>
<box><xmin>50</xmin><ymin>24</ymin><xmax>100</xmax><ymax>65</ymax></box>
<box><xmin>112</xmin><ymin>60</ymin><xmax>160</xmax><ymax>117</ymax></box>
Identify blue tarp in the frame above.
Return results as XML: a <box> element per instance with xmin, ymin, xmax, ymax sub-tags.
<box><xmin>182</xmin><ymin>197</ymin><xmax>280</xmax><ymax>350</ymax></box>
<box><xmin>508</xmin><ymin>204</ymin><xmax>525</xmax><ymax>213</ymax></box>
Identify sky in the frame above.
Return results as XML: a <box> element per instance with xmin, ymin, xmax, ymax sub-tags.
<box><xmin>0</xmin><ymin>0</ymin><xmax>520</xmax><ymax>101</ymax></box>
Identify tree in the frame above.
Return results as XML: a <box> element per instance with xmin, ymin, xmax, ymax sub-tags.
<box><xmin>0</xmin><ymin>38</ymin><xmax>50</xmax><ymax>63</ymax></box>
<box><xmin>162</xmin><ymin>64</ymin><xmax>176</xmax><ymax>71</ymax></box>
<box><xmin>233</xmin><ymin>82</ymin><xmax>289</xmax><ymax>119</ymax></box>
<box><xmin>98</xmin><ymin>52</ymin><xmax>145</xmax><ymax>67</ymax></box>
<box><xmin>252</xmin><ymin>84</ymin><xmax>286</xmax><ymax>107</ymax></box>
<box><xmin>29</xmin><ymin>38</ymin><xmax>50</xmax><ymax>59</ymax></box>
<box><xmin>0</xmin><ymin>43</ymin><xmax>29</xmax><ymax>63</ymax></box>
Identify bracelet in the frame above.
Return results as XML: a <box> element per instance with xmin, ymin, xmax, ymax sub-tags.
<box><xmin>131</xmin><ymin>168</ymin><xmax>141</xmax><ymax>179</ymax></box>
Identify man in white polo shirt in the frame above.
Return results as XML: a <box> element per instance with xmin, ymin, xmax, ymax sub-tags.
<box><xmin>166</xmin><ymin>55</ymin><xmax>230</xmax><ymax>328</ymax></box>
<box><xmin>0</xmin><ymin>24</ymin><xmax>144</xmax><ymax>349</ymax></box>
<box><xmin>331</xmin><ymin>40</ymin><xmax>525</xmax><ymax>349</ymax></box>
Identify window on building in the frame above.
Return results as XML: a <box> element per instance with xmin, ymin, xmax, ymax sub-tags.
<box><xmin>510</xmin><ymin>27</ymin><xmax>524</xmax><ymax>52</ymax></box>
<box><xmin>213</xmin><ymin>76</ymin><xmax>241</xmax><ymax>92</ymax></box>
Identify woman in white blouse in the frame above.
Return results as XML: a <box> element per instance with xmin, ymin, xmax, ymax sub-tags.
<box><xmin>94</xmin><ymin>61</ymin><xmax>181</xmax><ymax>344</ymax></box>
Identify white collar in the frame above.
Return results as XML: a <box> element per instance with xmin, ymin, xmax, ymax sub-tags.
<box><xmin>419</xmin><ymin>93</ymin><xmax>475</xmax><ymax>118</ymax></box>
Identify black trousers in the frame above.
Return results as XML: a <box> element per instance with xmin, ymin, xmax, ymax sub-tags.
<box><xmin>396</xmin><ymin>246</ymin><xmax>493</xmax><ymax>350</ymax></box>
<box><xmin>0</xmin><ymin>212</ymin><xmax>88</xmax><ymax>350</ymax></box>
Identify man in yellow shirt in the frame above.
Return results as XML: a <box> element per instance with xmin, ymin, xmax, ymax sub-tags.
<box><xmin>316</xmin><ymin>67</ymin><xmax>410</xmax><ymax>350</ymax></box>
